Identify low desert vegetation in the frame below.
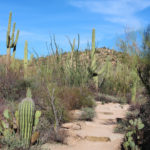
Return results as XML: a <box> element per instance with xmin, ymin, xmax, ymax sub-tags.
<box><xmin>0</xmin><ymin>12</ymin><xmax>150</xmax><ymax>150</ymax></box>
<box><xmin>80</xmin><ymin>107</ymin><xmax>96</xmax><ymax>121</ymax></box>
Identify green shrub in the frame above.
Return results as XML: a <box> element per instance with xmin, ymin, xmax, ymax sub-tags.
<box><xmin>58</xmin><ymin>86</ymin><xmax>95</xmax><ymax>110</ymax></box>
<box><xmin>81</xmin><ymin>107</ymin><xmax>95</xmax><ymax>121</ymax></box>
<box><xmin>0</xmin><ymin>69</ymin><xmax>36</xmax><ymax>101</ymax></box>
<box><xmin>0</xmin><ymin>131</ymin><xmax>24</xmax><ymax>150</ymax></box>
<box><xmin>136</xmin><ymin>25</ymin><xmax>150</xmax><ymax>149</ymax></box>
<box><xmin>96</xmin><ymin>93</ymin><xmax>127</xmax><ymax>104</ymax></box>
<box><xmin>99</xmin><ymin>62</ymin><xmax>140</xmax><ymax>101</ymax></box>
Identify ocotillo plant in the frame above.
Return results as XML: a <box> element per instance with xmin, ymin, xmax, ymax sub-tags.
<box><xmin>6</xmin><ymin>12</ymin><xmax>19</xmax><ymax>69</ymax></box>
<box><xmin>18</xmin><ymin>94</ymin><xmax>35</xmax><ymax>148</ymax></box>
<box><xmin>24</xmin><ymin>40</ymin><xmax>28</xmax><ymax>78</ymax></box>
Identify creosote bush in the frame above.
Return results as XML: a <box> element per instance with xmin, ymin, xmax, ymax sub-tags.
<box><xmin>58</xmin><ymin>86</ymin><xmax>95</xmax><ymax>110</ymax></box>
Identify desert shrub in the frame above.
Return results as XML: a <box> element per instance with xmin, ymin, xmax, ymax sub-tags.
<box><xmin>0</xmin><ymin>64</ymin><xmax>5</xmax><ymax>74</ymax></box>
<box><xmin>100</xmin><ymin>62</ymin><xmax>140</xmax><ymax>100</ymax></box>
<box><xmin>63</xmin><ymin>52</ymin><xmax>89</xmax><ymax>87</ymax></box>
<box><xmin>0</xmin><ymin>131</ymin><xmax>24</xmax><ymax>150</ymax></box>
<box><xmin>118</xmin><ymin>95</ymin><xmax>150</xmax><ymax>150</ymax></box>
<box><xmin>58</xmin><ymin>86</ymin><xmax>95</xmax><ymax>110</ymax></box>
<box><xmin>108</xmin><ymin>28</ymin><xmax>141</xmax><ymax>101</ymax></box>
<box><xmin>95</xmin><ymin>93</ymin><xmax>127</xmax><ymax>104</ymax></box>
<box><xmin>138</xmin><ymin>25</ymin><xmax>150</xmax><ymax>95</ymax></box>
<box><xmin>31</xmin><ymin>81</ymin><xmax>70</xmax><ymax>124</ymax></box>
<box><xmin>81</xmin><ymin>107</ymin><xmax>95</xmax><ymax>121</ymax></box>
<box><xmin>117</xmin><ymin>25</ymin><xmax>150</xmax><ymax>150</ymax></box>
<box><xmin>38</xmin><ymin>37</ymin><xmax>90</xmax><ymax>87</ymax></box>
<box><xmin>35</xmin><ymin>117</ymin><xmax>53</xmax><ymax>144</ymax></box>
<box><xmin>0</xmin><ymin>67</ymin><xmax>36</xmax><ymax>102</ymax></box>
<box><xmin>136</xmin><ymin>25</ymin><xmax>150</xmax><ymax>150</ymax></box>
<box><xmin>115</xmin><ymin>108</ymin><xmax>140</xmax><ymax>134</ymax></box>
<box><xmin>0</xmin><ymin>70</ymin><xmax>21</xmax><ymax>101</ymax></box>
<box><xmin>35</xmin><ymin>116</ymin><xmax>67</xmax><ymax>144</ymax></box>
<box><xmin>44</xmin><ymin>100</ymin><xmax>70</xmax><ymax>125</ymax></box>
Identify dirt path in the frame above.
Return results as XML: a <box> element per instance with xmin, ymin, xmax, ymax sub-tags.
<box><xmin>41</xmin><ymin>102</ymin><xmax>129</xmax><ymax>150</ymax></box>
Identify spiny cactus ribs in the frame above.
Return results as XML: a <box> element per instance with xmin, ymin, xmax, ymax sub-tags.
<box><xmin>18</xmin><ymin>97</ymin><xmax>35</xmax><ymax>148</ymax></box>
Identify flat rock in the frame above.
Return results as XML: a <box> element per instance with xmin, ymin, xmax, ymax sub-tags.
<box><xmin>62</xmin><ymin>122</ymin><xmax>81</xmax><ymax>130</ymax></box>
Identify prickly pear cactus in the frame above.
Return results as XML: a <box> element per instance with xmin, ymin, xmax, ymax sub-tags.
<box><xmin>18</xmin><ymin>97</ymin><xmax>35</xmax><ymax>148</ymax></box>
<box><xmin>123</xmin><ymin>118</ymin><xmax>144</xmax><ymax>150</ymax></box>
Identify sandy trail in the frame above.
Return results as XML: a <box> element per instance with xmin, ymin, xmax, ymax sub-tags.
<box><xmin>41</xmin><ymin>102</ymin><xmax>129</xmax><ymax>150</ymax></box>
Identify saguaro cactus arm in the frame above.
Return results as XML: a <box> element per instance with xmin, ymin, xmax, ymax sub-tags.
<box><xmin>6</xmin><ymin>12</ymin><xmax>12</xmax><ymax>48</ymax></box>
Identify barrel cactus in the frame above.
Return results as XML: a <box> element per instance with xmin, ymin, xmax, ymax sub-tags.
<box><xmin>18</xmin><ymin>97</ymin><xmax>35</xmax><ymax>148</ymax></box>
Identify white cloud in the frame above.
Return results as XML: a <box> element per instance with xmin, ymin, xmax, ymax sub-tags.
<box><xmin>69</xmin><ymin>0</ymin><xmax>150</xmax><ymax>29</ymax></box>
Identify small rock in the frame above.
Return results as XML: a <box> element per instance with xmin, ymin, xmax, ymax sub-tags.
<box><xmin>69</xmin><ymin>110</ymin><xmax>83</xmax><ymax>120</ymax></box>
<box><xmin>62</xmin><ymin>123</ymin><xmax>81</xmax><ymax>130</ymax></box>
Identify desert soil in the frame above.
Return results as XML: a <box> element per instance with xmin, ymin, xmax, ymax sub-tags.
<box><xmin>41</xmin><ymin>102</ymin><xmax>129</xmax><ymax>150</ymax></box>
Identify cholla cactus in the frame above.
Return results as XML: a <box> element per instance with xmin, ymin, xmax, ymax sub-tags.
<box><xmin>18</xmin><ymin>97</ymin><xmax>35</xmax><ymax>148</ymax></box>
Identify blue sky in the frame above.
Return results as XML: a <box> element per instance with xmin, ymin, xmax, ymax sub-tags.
<box><xmin>0</xmin><ymin>0</ymin><xmax>150</xmax><ymax>58</ymax></box>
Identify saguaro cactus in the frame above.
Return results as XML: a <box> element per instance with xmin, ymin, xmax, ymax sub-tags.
<box><xmin>18</xmin><ymin>97</ymin><xmax>35</xmax><ymax>148</ymax></box>
<box><xmin>90</xmin><ymin>28</ymin><xmax>97</xmax><ymax>74</ymax></box>
<box><xmin>88</xmin><ymin>29</ymin><xmax>111</xmax><ymax>89</ymax></box>
<box><xmin>24</xmin><ymin>40</ymin><xmax>28</xmax><ymax>78</ymax></box>
<box><xmin>88</xmin><ymin>29</ymin><xmax>98</xmax><ymax>86</ymax></box>
<box><xmin>6</xmin><ymin>12</ymin><xmax>19</xmax><ymax>68</ymax></box>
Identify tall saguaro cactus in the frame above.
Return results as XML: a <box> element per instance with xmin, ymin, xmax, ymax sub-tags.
<box><xmin>18</xmin><ymin>97</ymin><xmax>35</xmax><ymax>148</ymax></box>
<box><xmin>90</xmin><ymin>28</ymin><xmax>96</xmax><ymax>74</ymax></box>
<box><xmin>88</xmin><ymin>29</ymin><xmax>97</xmax><ymax>79</ymax></box>
<box><xmin>24</xmin><ymin>40</ymin><xmax>28</xmax><ymax>78</ymax></box>
<box><xmin>88</xmin><ymin>29</ymin><xmax>111</xmax><ymax>89</ymax></box>
<box><xmin>6</xmin><ymin>12</ymin><xmax>19</xmax><ymax>69</ymax></box>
